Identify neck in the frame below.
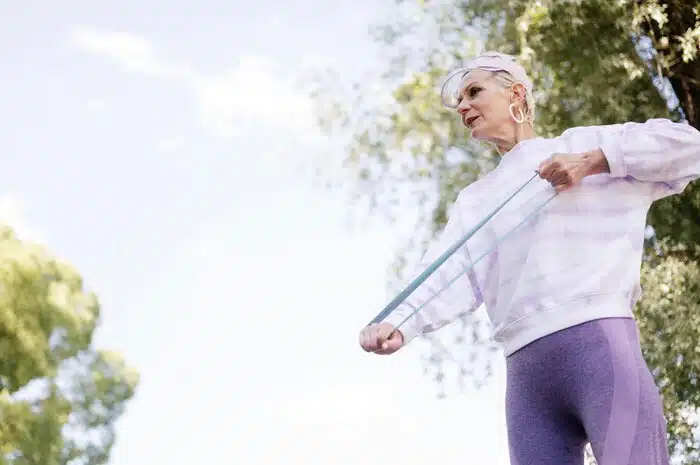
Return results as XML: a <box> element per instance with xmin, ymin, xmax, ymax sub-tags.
<box><xmin>492</xmin><ymin>123</ymin><xmax>537</xmax><ymax>154</ymax></box>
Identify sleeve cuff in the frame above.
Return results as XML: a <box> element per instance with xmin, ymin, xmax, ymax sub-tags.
<box><xmin>382</xmin><ymin>306</ymin><xmax>421</xmax><ymax>345</ymax></box>
<box><xmin>599</xmin><ymin>138</ymin><xmax>626</xmax><ymax>178</ymax></box>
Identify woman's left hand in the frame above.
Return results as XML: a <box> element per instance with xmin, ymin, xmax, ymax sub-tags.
<box><xmin>538</xmin><ymin>150</ymin><xmax>610</xmax><ymax>192</ymax></box>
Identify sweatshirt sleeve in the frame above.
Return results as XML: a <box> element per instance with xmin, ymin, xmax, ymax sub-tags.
<box><xmin>597</xmin><ymin>118</ymin><xmax>700</xmax><ymax>198</ymax></box>
<box><xmin>381</xmin><ymin>192</ymin><xmax>484</xmax><ymax>345</ymax></box>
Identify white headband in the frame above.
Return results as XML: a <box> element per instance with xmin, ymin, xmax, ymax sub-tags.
<box><xmin>462</xmin><ymin>51</ymin><xmax>532</xmax><ymax>92</ymax></box>
<box><xmin>440</xmin><ymin>51</ymin><xmax>533</xmax><ymax>109</ymax></box>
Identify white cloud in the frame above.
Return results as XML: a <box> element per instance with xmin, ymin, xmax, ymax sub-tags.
<box><xmin>69</xmin><ymin>27</ymin><xmax>315</xmax><ymax>137</ymax></box>
<box><xmin>70</xmin><ymin>28</ymin><xmax>163</xmax><ymax>76</ymax></box>
<box><xmin>196</xmin><ymin>55</ymin><xmax>314</xmax><ymax>137</ymax></box>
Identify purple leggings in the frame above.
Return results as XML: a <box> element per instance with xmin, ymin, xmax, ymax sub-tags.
<box><xmin>506</xmin><ymin>317</ymin><xmax>670</xmax><ymax>465</ymax></box>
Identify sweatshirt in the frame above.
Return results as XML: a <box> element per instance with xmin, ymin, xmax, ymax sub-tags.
<box><xmin>382</xmin><ymin>118</ymin><xmax>700</xmax><ymax>356</ymax></box>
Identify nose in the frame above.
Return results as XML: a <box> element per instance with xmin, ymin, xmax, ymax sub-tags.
<box><xmin>456</xmin><ymin>100</ymin><xmax>470</xmax><ymax>115</ymax></box>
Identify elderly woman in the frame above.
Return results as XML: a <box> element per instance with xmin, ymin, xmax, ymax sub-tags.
<box><xmin>358</xmin><ymin>51</ymin><xmax>700</xmax><ymax>465</ymax></box>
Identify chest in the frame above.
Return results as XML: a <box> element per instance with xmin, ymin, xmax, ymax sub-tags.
<box><xmin>465</xmin><ymin>168</ymin><xmax>643</xmax><ymax>253</ymax></box>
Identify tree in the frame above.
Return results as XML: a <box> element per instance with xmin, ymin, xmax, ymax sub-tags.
<box><xmin>0</xmin><ymin>225</ymin><xmax>139</xmax><ymax>465</ymax></box>
<box><xmin>309</xmin><ymin>0</ymin><xmax>700</xmax><ymax>461</ymax></box>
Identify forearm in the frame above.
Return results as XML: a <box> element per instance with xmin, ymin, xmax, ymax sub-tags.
<box><xmin>381</xmin><ymin>193</ymin><xmax>483</xmax><ymax>344</ymax></box>
<box><xmin>382</xmin><ymin>277</ymin><xmax>480</xmax><ymax>344</ymax></box>
<box><xmin>598</xmin><ymin>118</ymin><xmax>700</xmax><ymax>186</ymax></box>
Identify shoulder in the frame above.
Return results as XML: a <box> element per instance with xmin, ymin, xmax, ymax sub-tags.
<box><xmin>556</xmin><ymin>122</ymin><xmax>624</xmax><ymax>140</ymax></box>
<box><xmin>450</xmin><ymin>177</ymin><xmax>486</xmax><ymax>217</ymax></box>
<box><xmin>453</xmin><ymin>184</ymin><xmax>476</xmax><ymax>209</ymax></box>
<box><xmin>451</xmin><ymin>167</ymin><xmax>504</xmax><ymax>215</ymax></box>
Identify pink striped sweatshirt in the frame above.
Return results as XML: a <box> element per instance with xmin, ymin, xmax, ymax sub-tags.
<box><xmin>383</xmin><ymin>118</ymin><xmax>700</xmax><ymax>356</ymax></box>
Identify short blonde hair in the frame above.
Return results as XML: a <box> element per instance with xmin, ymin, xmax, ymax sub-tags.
<box><xmin>490</xmin><ymin>70</ymin><xmax>536</xmax><ymax>124</ymax></box>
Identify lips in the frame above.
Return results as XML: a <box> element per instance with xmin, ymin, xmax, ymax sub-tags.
<box><xmin>464</xmin><ymin>115</ymin><xmax>480</xmax><ymax>128</ymax></box>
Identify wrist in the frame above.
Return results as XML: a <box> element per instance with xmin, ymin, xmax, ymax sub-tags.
<box><xmin>395</xmin><ymin>328</ymin><xmax>405</xmax><ymax>345</ymax></box>
<box><xmin>583</xmin><ymin>148</ymin><xmax>610</xmax><ymax>176</ymax></box>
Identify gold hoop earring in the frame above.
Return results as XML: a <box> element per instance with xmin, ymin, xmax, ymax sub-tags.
<box><xmin>509</xmin><ymin>103</ymin><xmax>526</xmax><ymax>124</ymax></box>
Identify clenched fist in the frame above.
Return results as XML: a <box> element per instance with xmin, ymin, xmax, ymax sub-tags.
<box><xmin>538</xmin><ymin>149</ymin><xmax>610</xmax><ymax>192</ymax></box>
<box><xmin>359</xmin><ymin>322</ymin><xmax>404</xmax><ymax>355</ymax></box>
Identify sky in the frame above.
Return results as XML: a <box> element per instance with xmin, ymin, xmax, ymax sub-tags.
<box><xmin>0</xmin><ymin>2</ymin><xmax>512</xmax><ymax>464</ymax></box>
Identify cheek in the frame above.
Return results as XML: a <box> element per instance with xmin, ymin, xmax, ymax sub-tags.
<box><xmin>474</xmin><ymin>100</ymin><xmax>503</xmax><ymax>121</ymax></box>
<box><xmin>486</xmin><ymin>104</ymin><xmax>510</xmax><ymax>123</ymax></box>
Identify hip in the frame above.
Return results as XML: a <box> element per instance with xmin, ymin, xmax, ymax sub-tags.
<box><xmin>505</xmin><ymin>316</ymin><xmax>654</xmax><ymax>398</ymax></box>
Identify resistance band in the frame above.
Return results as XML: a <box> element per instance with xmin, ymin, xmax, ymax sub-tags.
<box><xmin>367</xmin><ymin>171</ymin><xmax>557</xmax><ymax>333</ymax></box>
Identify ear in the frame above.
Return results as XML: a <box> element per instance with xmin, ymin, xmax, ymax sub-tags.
<box><xmin>510</xmin><ymin>82</ymin><xmax>527</xmax><ymax>104</ymax></box>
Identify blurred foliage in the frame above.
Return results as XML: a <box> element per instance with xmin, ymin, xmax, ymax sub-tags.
<box><xmin>0</xmin><ymin>225</ymin><xmax>139</xmax><ymax>465</ymax></box>
<box><xmin>637</xmin><ymin>239</ymin><xmax>700</xmax><ymax>462</ymax></box>
<box><xmin>309</xmin><ymin>0</ymin><xmax>700</xmax><ymax>461</ymax></box>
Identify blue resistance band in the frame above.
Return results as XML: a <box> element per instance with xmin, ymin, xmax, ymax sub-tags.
<box><xmin>367</xmin><ymin>171</ymin><xmax>557</xmax><ymax>332</ymax></box>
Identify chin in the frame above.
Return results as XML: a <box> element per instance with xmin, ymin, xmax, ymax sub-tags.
<box><xmin>470</xmin><ymin>128</ymin><xmax>486</xmax><ymax>140</ymax></box>
<box><xmin>470</xmin><ymin>125</ymin><xmax>498</xmax><ymax>144</ymax></box>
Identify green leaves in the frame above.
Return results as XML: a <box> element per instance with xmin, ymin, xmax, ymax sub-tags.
<box><xmin>0</xmin><ymin>227</ymin><xmax>99</xmax><ymax>393</ymax></box>
<box><xmin>0</xmin><ymin>225</ymin><xmax>138</xmax><ymax>465</ymax></box>
<box><xmin>637</xmin><ymin>240</ymin><xmax>700</xmax><ymax>460</ymax></box>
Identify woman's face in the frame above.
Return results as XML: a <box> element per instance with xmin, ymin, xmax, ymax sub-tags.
<box><xmin>455</xmin><ymin>70</ymin><xmax>517</xmax><ymax>141</ymax></box>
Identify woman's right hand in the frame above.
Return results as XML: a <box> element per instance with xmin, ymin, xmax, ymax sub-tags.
<box><xmin>359</xmin><ymin>323</ymin><xmax>405</xmax><ymax>355</ymax></box>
